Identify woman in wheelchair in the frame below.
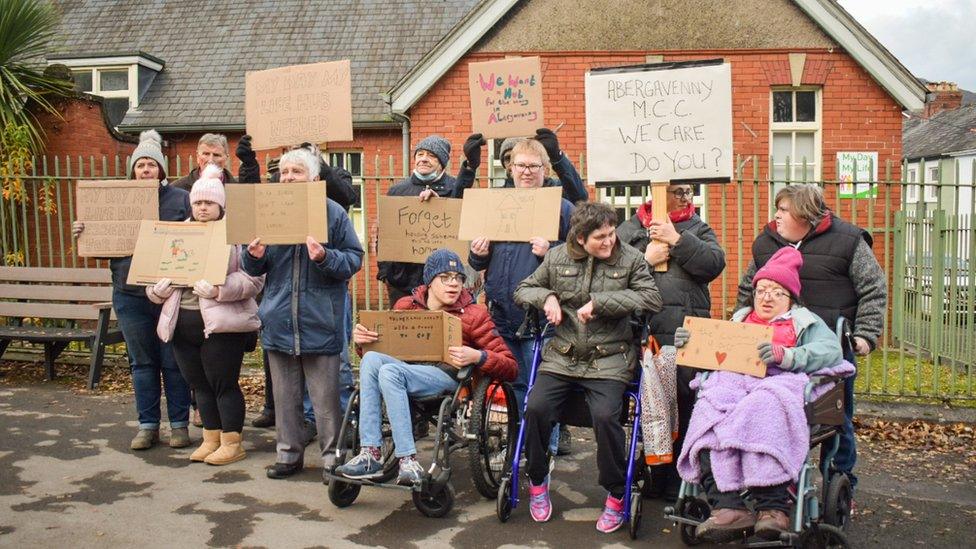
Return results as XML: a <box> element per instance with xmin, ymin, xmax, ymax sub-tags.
<box><xmin>337</xmin><ymin>249</ymin><xmax>517</xmax><ymax>485</ymax></box>
<box><xmin>513</xmin><ymin>202</ymin><xmax>663</xmax><ymax>533</ymax></box>
<box><xmin>673</xmin><ymin>246</ymin><xmax>843</xmax><ymax>543</ymax></box>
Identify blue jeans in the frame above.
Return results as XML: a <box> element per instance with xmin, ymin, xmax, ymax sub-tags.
<box><xmin>113</xmin><ymin>289</ymin><xmax>191</xmax><ymax>430</ymax></box>
<box><xmin>503</xmin><ymin>336</ymin><xmax>560</xmax><ymax>453</ymax></box>
<box><xmin>301</xmin><ymin>292</ymin><xmax>355</xmax><ymax>421</ymax></box>
<box><xmin>358</xmin><ymin>352</ymin><xmax>457</xmax><ymax>457</ymax></box>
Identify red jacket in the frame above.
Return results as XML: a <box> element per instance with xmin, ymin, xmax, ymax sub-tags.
<box><xmin>394</xmin><ymin>286</ymin><xmax>518</xmax><ymax>382</ymax></box>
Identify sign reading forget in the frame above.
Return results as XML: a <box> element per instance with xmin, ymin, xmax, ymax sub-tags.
<box><xmin>245</xmin><ymin>60</ymin><xmax>353</xmax><ymax>150</ymax></box>
<box><xmin>585</xmin><ymin>60</ymin><xmax>733</xmax><ymax>184</ymax></box>
<box><xmin>75</xmin><ymin>180</ymin><xmax>158</xmax><ymax>257</ymax></box>
<box><xmin>377</xmin><ymin>196</ymin><xmax>469</xmax><ymax>263</ymax></box>
<box><xmin>468</xmin><ymin>56</ymin><xmax>544</xmax><ymax>139</ymax></box>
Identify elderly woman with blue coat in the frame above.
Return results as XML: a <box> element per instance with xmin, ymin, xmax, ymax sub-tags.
<box><xmin>241</xmin><ymin>147</ymin><xmax>364</xmax><ymax>480</ymax></box>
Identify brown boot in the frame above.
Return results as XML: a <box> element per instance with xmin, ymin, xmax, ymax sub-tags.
<box><xmin>204</xmin><ymin>431</ymin><xmax>246</xmax><ymax>465</ymax></box>
<box><xmin>755</xmin><ymin>509</ymin><xmax>791</xmax><ymax>540</ymax></box>
<box><xmin>695</xmin><ymin>508</ymin><xmax>756</xmax><ymax>543</ymax></box>
<box><xmin>189</xmin><ymin>429</ymin><xmax>221</xmax><ymax>462</ymax></box>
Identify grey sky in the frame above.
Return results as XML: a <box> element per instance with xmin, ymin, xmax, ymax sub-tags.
<box><xmin>838</xmin><ymin>0</ymin><xmax>976</xmax><ymax>91</ymax></box>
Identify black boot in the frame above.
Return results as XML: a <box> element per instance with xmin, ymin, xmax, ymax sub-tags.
<box><xmin>251</xmin><ymin>409</ymin><xmax>275</xmax><ymax>429</ymax></box>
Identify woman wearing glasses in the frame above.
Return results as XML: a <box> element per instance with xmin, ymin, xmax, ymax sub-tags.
<box><xmin>616</xmin><ymin>182</ymin><xmax>726</xmax><ymax>499</ymax></box>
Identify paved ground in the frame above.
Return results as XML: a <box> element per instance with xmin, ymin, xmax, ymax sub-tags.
<box><xmin>1</xmin><ymin>382</ymin><xmax>973</xmax><ymax>548</ymax></box>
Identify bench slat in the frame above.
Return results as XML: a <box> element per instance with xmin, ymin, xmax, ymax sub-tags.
<box><xmin>0</xmin><ymin>284</ymin><xmax>113</xmax><ymax>302</ymax></box>
<box><xmin>0</xmin><ymin>325</ymin><xmax>96</xmax><ymax>341</ymax></box>
<box><xmin>0</xmin><ymin>302</ymin><xmax>108</xmax><ymax>321</ymax></box>
<box><xmin>0</xmin><ymin>267</ymin><xmax>113</xmax><ymax>284</ymax></box>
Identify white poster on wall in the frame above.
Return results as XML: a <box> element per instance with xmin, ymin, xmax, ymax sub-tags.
<box><xmin>584</xmin><ymin>60</ymin><xmax>733</xmax><ymax>184</ymax></box>
<box><xmin>837</xmin><ymin>151</ymin><xmax>878</xmax><ymax>198</ymax></box>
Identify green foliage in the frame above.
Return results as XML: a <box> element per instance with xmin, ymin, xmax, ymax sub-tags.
<box><xmin>0</xmin><ymin>0</ymin><xmax>74</xmax><ymax>154</ymax></box>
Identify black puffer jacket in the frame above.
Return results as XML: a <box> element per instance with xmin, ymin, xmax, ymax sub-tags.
<box><xmin>616</xmin><ymin>213</ymin><xmax>725</xmax><ymax>345</ymax></box>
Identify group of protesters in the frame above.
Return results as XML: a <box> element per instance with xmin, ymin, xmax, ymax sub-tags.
<box><xmin>74</xmin><ymin>124</ymin><xmax>884</xmax><ymax>537</ymax></box>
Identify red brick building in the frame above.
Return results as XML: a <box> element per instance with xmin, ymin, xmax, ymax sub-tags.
<box><xmin>41</xmin><ymin>0</ymin><xmax>925</xmax><ymax>312</ymax></box>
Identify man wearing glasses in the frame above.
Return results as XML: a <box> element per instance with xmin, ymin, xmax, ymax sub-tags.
<box><xmin>616</xmin><ymin>181</ymin><xmax>727</xmax><ymax>500</ymax></box>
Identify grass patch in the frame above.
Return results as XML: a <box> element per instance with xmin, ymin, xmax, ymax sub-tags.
<box><xmin>855</xmin><ymin>348</ymin><xmax>975</xmax><ymax>408</ymax></box>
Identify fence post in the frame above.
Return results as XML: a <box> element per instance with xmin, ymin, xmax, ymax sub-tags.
<box><xmin>892</xmin><ymin>211</ymin><xmax>906</xmax><ymax>345</ymax></box>
<box><xmin>929</xmin><ymin>210</ymin><xmax>946</xmax><ymax>392</ymax></box>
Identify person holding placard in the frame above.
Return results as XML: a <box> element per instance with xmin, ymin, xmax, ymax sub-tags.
<box><xmin>146</xmin><ymin>166</ymin><xmax>263</xmax><ymax>465</ymax></box>
<box><xmin>735</xmin><ymin>184</ymin><xmax>885</xmax><ymax>492</ymax></box>
<box><xmin>172</xmin><ymin>134</ymin><xmax>236</xmax><ymax>192</ymax></box>
<box><xmin>513</xmin><ymin>202</ymin><xmax>661</xmax><ymax>533</ymax></box>
<box><xmin>616</xmin><ymin>182</ymin><xmax>726</xmax><ymax>500</ymax></box>
<box><xmin>675</xmin><ymin>247</ymin><xmax>843</xmax><ymax>542</ymax></box>
<box><xmin>377</xmin><ymin>136</ymin><xmax>462</xmax><ymax>302</ymax></box>
<box><xmin>456</xmin><ymin>128</ymin><xmax>587</xmax><ymax>205</ymax></box>
<box><xmin>336</xmin><ymin>249</ymin><xmax>516</xmax><ymax>485</ymax></box>
<box><xmin>241</xmin><ymin>147</ymin><xmax>364</xmax><ymax>481</ymax></box>
<box><xmin>72</xmin><ymin>130</ymin><xmax>193</xmax><ymax>451</ymax></box>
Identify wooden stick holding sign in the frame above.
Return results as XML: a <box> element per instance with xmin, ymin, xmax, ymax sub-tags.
<box><xmin>650</xmin><ymin>183</ymin><xmax>669</xmax><ymax>272</ymax></box>
<box><xmin>676</xmin><ymin>317</ymin><xmax>772</xmax><ymax>378</ymax></box>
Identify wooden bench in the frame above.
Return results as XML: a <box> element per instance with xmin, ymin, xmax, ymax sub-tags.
<box><xmin>0</xmin><ymin>267</ymin><xmax>124</xmax><ymax>389</ymax></box>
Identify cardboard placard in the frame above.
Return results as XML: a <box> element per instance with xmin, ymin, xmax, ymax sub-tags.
<box><xmin>126</xmin><ymin>219</ymin><xmax>231</xmax><ymax>287</ymax></box>
<box><xmin>457</xmin><ymin>186</ymin><xmax>561</xmax><ymax>242</ymax></box>
<box><xmin>224</xmin><ymin>182</ymin><xmax>328</xmax><ymax>245</ymax></box>
<box><xmin>584</xmin><ymin>60</ymin><xmax>733</xmax><ymax>184</ymax></box>
<box><xmin>75</xmin><ymin>180</ymin><xmax>158</xmax><ymax>257</ymax></box>
<box><xmin>468</xmin><ymin>56</ymin><xmax>545</xmax><ymax>139</ymax></box>
<box><xmin>377</xmin><ymin>196</ymin><xmax>469</xmax><ymax>263</ymax></box>
<box><xmin>244</xmin><ymin>60</ymin><xmax>353</xmax><ymax>150</ymax></box>
<box><xmin>358</xmin><ymin>310</ymin><xmax>463</xmax><ymax>364</ymax></box>
<box><xmin>676</xmin><ymin>317</ymin><xmax>773</xmax><ymax>378</ymax></box>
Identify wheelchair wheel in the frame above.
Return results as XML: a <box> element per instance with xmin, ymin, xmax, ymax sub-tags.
<box><xmin>628</xmin><ymin>490</ymin><xmax>643</xmax><ymax>539</ymax></box>
<box><xmin>823</xmin><ymin>473</ymin><xmax>852</xmax><ymax>530</ymax></box>
<box><xmin>468</xmin><ymin>378</ymin><xmax>518</xmax><ymax>499</ymax></box>
<box><xmin>496</xmin><ymin>476</ymin><xmax>513</xmax><ymax>522</ymax></box>
<box><xmin>677</xmin><ymin>496</ymin><xmax>710</xmax><ymax>546</ymax></box>
<box><xmin>796</xmin><ymin>523</ymin><xmax>849</xmax><ymax>548</ymax></box>
<box><xmin>413</xmin><ymin>482</ymin><xmax>455</xmax><ymax>518</ymax></box>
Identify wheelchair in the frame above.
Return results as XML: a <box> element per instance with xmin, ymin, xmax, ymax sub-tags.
<box><xmin>663</xmin><ymin>317</ymin><xmax>856</xmax><ymax>548</ymax></box>
<box><xmin>325</xmin><ymin>363</ymin><xmax>519</xmax><ymax>517</ymax></box>
<box><xmin>495</xmin><ymin>311</ymin><xmax>650</xmax><ymax>539</ymax></box>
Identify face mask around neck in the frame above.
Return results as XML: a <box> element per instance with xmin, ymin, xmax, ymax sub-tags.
<box><xmin>413</xmin><ymin>169</ymin><xmax>441</xmax><ymax>183</ymax></box>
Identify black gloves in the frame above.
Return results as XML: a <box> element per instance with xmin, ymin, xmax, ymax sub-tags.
<box><xmin>235</xmin><ymin>134</ymin><xmax>256</xmax><ymax>163</ymax></box>
<box><xmin>463</xmin><ymin>133</ymin><xmax>485</xmax><ymax>170</ymax></box>
<box><xmin>534</xmin><ymin>128</ymin><xmax>561</xmax><ymax>162</ymax></box>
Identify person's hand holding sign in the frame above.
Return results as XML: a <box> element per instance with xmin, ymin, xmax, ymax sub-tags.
<box><xmin>306</xmin><ymin>236</ymin><xmax>326</xmax><ymax>262</ymax></box>
<box><xmin>470</xmin><ymin>237</ymin><xmax>490</xmax><ymax>258</ymax></box>
<box><xmin>529</xmin><ymin>236</ymin><xmax>550</xmax><ymax>258</ymax></box>
<box><xmin>247</xmin><ymin>237</ymin><xmax>266</xmax><ymax>259</ymax></box>
<box><xmin>447</xmin><ymin>345</ymin><xmax>482</xmax><ymax>368</ymax></box>
<box><xmin>352</xmin><ymin>323</ymin><xmax>379</xmax><ymax>345</ymax></box>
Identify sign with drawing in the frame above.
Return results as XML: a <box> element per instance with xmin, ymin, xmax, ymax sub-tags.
<box><xmin>468</xmin><ymin>56</ymin><xmax>545</xmax><ymax>139</ymax></box>
<box><xmin>377</xmin><ymin>196</ymin><xmax>469</xmax><ymax>263</ymax></box>
<box><xmin>584</xmin><ymin>60</ymin><xmax>733</xmax><ymax>184</ymax></box>
<box><xmin>676</xmin><ymin>317</ymin><xmax>773</xmax><ymax>378</ymax></box>
<box><xmin>358</xmin><ymin>310</ymin><xmax>463</xmax><ymax>364</ymax></box>
<box><xmin>126</xmin><ymin>219</ymin><xmax>230</xmax><ymax>287</ymax></box>
<box><xmin>75</xmin><ymin>180</ymin><xmax>158</xmax><ymax>257</ymax></box>
<box><xmin>837</xmin><ymin>151</ymin><xmax>878</xmax><ymax>198</ymax></box>
<box><xmin>457</xmin><ymin>187</ymin><xmax>562</xmax><ymax>242</ymax></box>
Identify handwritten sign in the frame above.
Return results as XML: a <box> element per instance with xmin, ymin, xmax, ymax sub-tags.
<box><xmin>75</xmin><ymin>180</ymin><xmax>158</xmax><ymax>257</ymax></box>
<box><xmin>837</xmin><ymin>151</ymin><xmax>878</xmax><ymax>198</ymax></box>
<box><xmin>468</xmin><ymin>56</ymin><xmax>545</xmax><ymax>139</ymax></box>
<box><xmin>584</xmin><ymin>60</ymin><xmax>733</xmax><ymax>184</ymax></box>
<box><xmin>359</xmin><ymin>310</ymin><xmax>463</xmax><ymax>364</ymax></box>
<box><xmin>245</xmin><ymin>60</ymin><xmax>353</xmax><ymax>150</ymax></box>
<box><xmin>377</xmin><ymin>196</ymin><xmax>469</xmax><ymax>263</ymax></box>
<box><xmin>676</xmin><ymin>317</ymin><xmax>773</xmax><ymax>378</ymax></box>
<box><xmin>224</xmin><ymin>182</ymin><xmax>328</xmax><ymax>245</ymax></box>
<box><xmin>126</xmin><ymin>219</ymin><xmax>230</xmax><ymax>287</ymax></box>
<box><xmin>457</xmin><ymin>187</ymin><xmax>561</xmax><ymax>242</ymax></box>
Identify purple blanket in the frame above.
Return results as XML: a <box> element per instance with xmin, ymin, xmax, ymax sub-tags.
<box><xmin>677</xmin><ymin>361</ymin><xmax>855</xmax><ymax>492</ymax></box>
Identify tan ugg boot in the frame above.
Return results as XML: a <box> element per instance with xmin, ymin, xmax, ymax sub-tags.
<box><xmin>189</xmin><ymin>429</ymin><xmax>221</xmax><ymax>462</ymax></box>
<box><xmin>204</xmin><ymin>431</ymin><xmax>246</xmax><ymax>465</ymax></box>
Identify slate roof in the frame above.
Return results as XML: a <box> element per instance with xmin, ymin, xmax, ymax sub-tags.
<box><xmin>47</xmin><ymin>0</ymin><xmax>480</xmax><ymax>130</ymax></box>
<box><xmin>903</xmin><ymin>104</ymin><xmax>976</xmax><ymax>160</ymax></box>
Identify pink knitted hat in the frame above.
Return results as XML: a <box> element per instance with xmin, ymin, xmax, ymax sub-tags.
<box><xmin>752</xmin><ymin>246</ymin><xmax>803</xmax><ymax>297</ymax></box>
<box><xmin>189</xmin><ymin>164</ymin><xmax>226</xmax><ymax>208</ymax></box>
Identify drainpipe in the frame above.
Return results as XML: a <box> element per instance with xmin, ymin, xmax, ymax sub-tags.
<box><xmin>385</xmin><ymin>93</ymin><xmax>411</xmax><ymax>178</ymax></box>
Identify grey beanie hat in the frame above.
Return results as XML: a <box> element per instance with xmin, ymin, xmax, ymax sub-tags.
<box><xmin>414</xmin><ymin>135</ymin><xmax>451</xmax><ymax>169</ymax></box>
<box><xmin>128</xmin><ymin>130</ymin><xmax>167</xmax><ymax>178</ymax></box>
<box><xmin>499</xmin><ymin>137</ymin><xmax>523</xmax><ymax>167</ymax></box>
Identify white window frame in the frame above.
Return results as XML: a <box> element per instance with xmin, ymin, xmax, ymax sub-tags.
<box><xmin>925</xmin><ymin>165</ymin><xmax>940</xmax><ymax>202</ymax></box>
<box><xmin>906</xmin><ymin>167</ymin><xmax>918</xmax><ymax>203</ymax></box>
<box><xmin>49</xmin><ymin>55</ymin><xmax>162</xmax><ymax>124</ymax></box>
<box><xmin>769</xmin><ymin>87</ymin><xmax>822</xmax><ymax>184</ymax></box>
<box><xmin>326</xmin><ymin>150</ymin><xmax>366</xmax><ymax>242</ymax></box>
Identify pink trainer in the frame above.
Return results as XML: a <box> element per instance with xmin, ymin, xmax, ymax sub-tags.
<box><xmin>596</xmin><ymin>493</ymin><xmax>625</xmax><ymax>533</ymax></box>
<box><xmin>527</xmin><ymin>477</ymin><xmax>552</xmax><ymax>522</ymax></box>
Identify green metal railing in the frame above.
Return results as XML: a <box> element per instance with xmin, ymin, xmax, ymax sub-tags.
<box><xmin>1</xmin><ymin>153</ymin><xmax>974</xmax><ymax>402</ymax></box>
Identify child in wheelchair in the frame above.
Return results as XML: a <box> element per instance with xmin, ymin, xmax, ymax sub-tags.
<box><xmin>672</xmin><ymin>246</ymin><xmax>847</xmax><ymax>543</ymax></box>
<box><xmin>512</xmin><ymin>202</ymin><xmax>663</xmax><ymax>533</ymax></box>
<box><xmin>337</xmin><ymin>249</ymin><xmax>517</xmax><ymax>485</ymax></box>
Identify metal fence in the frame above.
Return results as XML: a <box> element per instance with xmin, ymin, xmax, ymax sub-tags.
<box><xmin>1</xmin><ymin>153</ymin><xmax>974</xmax><ymax>402</ymax></box>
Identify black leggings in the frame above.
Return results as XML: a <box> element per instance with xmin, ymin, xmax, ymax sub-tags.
<box><xmin>171</xmin><ymin>308</ymin><xmax>251</xmax><ymax>433</ymax></box>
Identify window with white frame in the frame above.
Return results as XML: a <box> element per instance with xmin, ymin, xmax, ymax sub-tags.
<box><xmin>48</xmin><ymin>53</ymin><xmax>162</xmax><ymax>127</ymax></box>
<box><xmin>925</xmin><ymin>166</ymin><xmax>940</xmax><ymax>202</ymax></box>
<box><xmin>327</xmin><ymin>151</ymin><xmax>365</xmax><ymax>242</ymax></box>
<box><xmin>770</xmin><ymin>88</ymin><xmax>821</xmax><ymax>187</ymax></box>
<box><xmin>906</xmin><ymin>168</ymin><xmax>918</xmax><ymax>203</ymax></box>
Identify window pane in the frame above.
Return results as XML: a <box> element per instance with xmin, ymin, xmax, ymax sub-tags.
<box><xmin>328</xmin><ymin>153</ymin><xmax>344</xmax><ymax>170</ymax></box>
<box><xmin>349</xmin><ymin>153</ymin><xmax>362</xmax><ymax>177</ymax></box>
<box><xmin>99</xmin><ymin>69</ymin><xmax>128</xmax><ymax>91</ymax></box>
<box><xmin>773</xmin><ymin>91</ymin><xmax>793</xmax><ymax>123</ymax></box>
<box><xmin>796</xmin><ymin>91</ymin><xmax>816</xmax><ymax>122</ymax></box>
<box><xmin>72</xmin><ymin>70</ymin><xmax>92</xmax><ymax>92</ymax></box>
<box><xmin>772</xmin><ymin>133</ymin><xmax>792</xmax><ymax>164</ymax></box>
<box><xmin>103</xmin><ymin>98</ymin><xmax>129</xmax><ymax>126</ymax></box>
<box><xmin>795</xmin><ymin>133</ymin><xmax>815</xmax><ymax>164</ymax></box>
